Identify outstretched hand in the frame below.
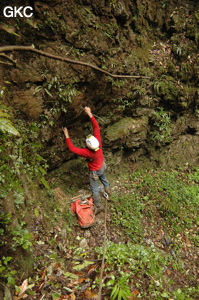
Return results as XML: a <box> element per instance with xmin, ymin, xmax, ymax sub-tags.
<box><xmin>84</xmin><ymin>107</ymin><xmax>93</xmax><ymax>118</ymax></box>
<box><xmin>62</xmin><ymin>127</ymin><xmax>69</xmax><ymax>138</ymax></box>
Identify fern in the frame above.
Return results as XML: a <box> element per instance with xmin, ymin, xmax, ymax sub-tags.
<box><xmin>161</xmin><ymin>196</ymin><xmax>180</xmax><ymax>214</ymax></box>
<box><xmin>0</xmin><ymin>111</ymin><xmax>11</xmax><ymax>118</ymax></box>
<box><xmin>0</xmin><ymin>110</ymin><xmax>20</xmax><ymax>136</ymax></box>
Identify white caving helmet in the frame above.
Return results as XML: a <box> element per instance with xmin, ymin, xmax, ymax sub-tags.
<box><xmin>86</xmin><ymin>134</ymin><xmax>99</xmax><ymax>151</ymax></box>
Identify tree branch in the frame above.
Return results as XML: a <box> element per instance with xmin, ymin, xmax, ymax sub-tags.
<box><xmin>0</xmin><ymin>45</ymin><xmax>151</xmax><ymax>79</ymax></box>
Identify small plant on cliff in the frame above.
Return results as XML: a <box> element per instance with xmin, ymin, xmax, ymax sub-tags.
<box><xmin>149</xmin><ymin>107</ymin><xmax>172</xmax><ymax>145</ymax></box>
<box><xmin>0</xmin><ymin>98</ymin><xmax>20</xmax><ymax>136</ymax></box>
<box><xmin>11</xmin><ymin>221</ymin><xmax>33</xmax><ymax>250</ymax></box>
<box><xmin>34</xmin><ymin>77</ymin><xmax>79</xmax><ymax>104</ymax></box>
<box><xmin>153</xmin><ymin>77</ymin><xmax>182</xmax><ymax>102</ymax></box>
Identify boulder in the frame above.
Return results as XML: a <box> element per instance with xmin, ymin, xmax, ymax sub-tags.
<box><xmin>105</xmin><ymin>116</ymin><xmax>148</xmax><ymax>149</ymax></box>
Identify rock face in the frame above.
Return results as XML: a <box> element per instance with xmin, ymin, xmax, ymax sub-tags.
<box><xmin>155</xmin><ymin>135</ymin><xmax>199</xmax><ymax>168</ymax></box>
<box><xmin>13</xmin><ymin>88</ymin><xmax>43</xmax><ymax>119</ymax></box>
<box><xmin>0</xmin><ymin>0</ymin><xmax>199</xmax><ymax>169</ymax></box>
<box><xmin>105</xmin><ymin>117</ymin><xmax>148</xmax><ymax>149</ymax></box>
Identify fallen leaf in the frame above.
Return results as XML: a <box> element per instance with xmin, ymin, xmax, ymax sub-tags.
<box><xmin>68</xmin><ymin>277</ymin><xmax>86</xmax><ymax>287</ymax></box>
<box><xmin>63</xmin><ymin>287</ymin><xmax>73</xmax><ymax>293</ymax></box>
<box><xmin>41</xmin><ymin>268</ymin><xmax>47</xmax><ymax>280</ymax></box>
<box><xmin>84</xmin><ymin>287</ymin><xmax>98</xmax><ymax>299</ymax></box>
<box><xmin>0</xmin><ymin>24</ymin><xmax>17</xmax><ymax>34</ymax></box>
<box><xmin>73</xmin><ymin>260</ymin><xmax>94</xmax><ymax>271</ymax></box>
<box><xmin>64</xmin><ymin>271</ymin><xmax>79</xmax><ymax>281</ymax></box>
<box><xmin>132</xmin><ymin>289</ymin><xmax>139</xmax><ymax>296</ymax></box>
<box><xmin>52</xmin><ymin>293</ymin><xmax>61</xmax><ymax>300</ymax></box>
<box><xmin>69</xmin><ymin>292</ymin><xmax>76</xmax><ymax>299</ymax></box>
<box><xmin>54</xmin><ymin>263</ymin><xmax>61</xmax><ymax>269</ymax></box>
<box><xmin>166</xmin><ymin>269</ymin><xmax>171</xmax><ymax>276</ymax></box>
<box><xmin>19</xmin><ymin>279</ymin><xmax>28</xmax><ymax>295</ymax></box>
<box><xmin>88</xmin><ymin>264</ymin><xmax>97</xmax><ymax>274</ymax></box>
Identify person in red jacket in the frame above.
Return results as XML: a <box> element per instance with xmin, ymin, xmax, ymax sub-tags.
<box><xmin>63</xmin><ymin>107</ymin><xmax>110</xmax><ymax>213</ymax></box>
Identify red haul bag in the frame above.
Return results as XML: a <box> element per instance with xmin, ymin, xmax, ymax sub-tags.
<box><xmin>71</xmin><ymin>197</ymin><xmax>96</xmax><ymax>229</ymax></box>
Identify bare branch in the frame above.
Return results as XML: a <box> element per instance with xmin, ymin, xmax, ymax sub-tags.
<box><xmin>0</xmin><ymin>45</ymin><xmax>151</xmax><ymax>79</ymax></box>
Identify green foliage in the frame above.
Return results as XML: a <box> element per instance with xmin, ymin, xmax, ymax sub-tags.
<box><xmin>0</xmin><ymin>114</ymin><xmax>20</xmax><ymax>136</ymax></box>
<box><xmin>0</xmin><ymin>89</ymin><xmax>19</xmax><ymax>137</ymax></box>
<box><xmin>111</xmin><ymin>193</ymin><xmax>144</xmax><ymax>242</ymax></box>
<box><xmin>95</xmin><ymin>167</ymin><xmax>198</xmax><ymax>299</ymax></box>
<box><xmin>0</xmin><ymin>214</ymin><xmax>32</xmax><ymax>286</ymax></box>
<box><xmin>160</xmin><ymin>172</ymin><xmax>199</xmax><ymax>214</ymax></box>
<box><xmin>153</xmin><ymin>77</ymin><xmax>182</xmax><ymax>102</ymax></box>
<box><xmin>0</xmin><ymin>102</ymin><xmax>20</xmax><ymax>136</ymax></box>
<box><xmin>0</xmin><ymin>256</ymin><xmax>17</xmax><ymax>286</ymax></box>
<box><xmin>111</xmin><ymin>166</ymin><xmax>199</xmax><ymax>242</ymax></box>
<box><xmin>0</xmin><ymin>212</ymin><xmax>11</xmax><ymax>236</ymax></box>
<box><xmin>97</xmin><ymin>241</ymin><xmax>167</xmax><ymax>277</ymax></box>
<box><xmin>107</xmin><ymin>275</ymin><xmax>132</xmax><ymax>300</ymax></box>
<box><xmin>0</xmin><ymin>113</ymin><xmax>51</xmax><ymax>287</ymax></box>
<box><xmin>0</xmin><ymin>215</ymin><xmax>33</xmax><ymax>251</ymax></box>
<box><xmin>149</xmin><ymin>107</ymin><xmax>172</xmax><ymax>144</ymax></box>
<box><xmin>26</xmin><ymin>10</ymin><xmax>67</xmax><ymax>33</ymax></box>
<box><xmin>112</xmin><ymin>83</ymin><xmax>148</xmax><ymax>110</ymax></box>
<box><xmin>105</xmin><ymin>77</ymin><xmax>125</xmax><ymax>88</ymax></box>
<box><xmin>0</xmin><ymin>122</ymin><xmax>49</xmax><ymax>200</ymax></box>
<box><xmin>112</xmin><ymin>97</ymin><xmax>135</xmax><ymax>110</ymax></box>
<box><xmin>188</xmin><ymin>167</ymin><xmax>199</xmax><ymax>183</ymax></box>
<box><xmin>140</xmin><ymin>170</ymin><xmax>199</xmax><ymax>218</ymax></box>
<box><xmin>111</xmin><ymin>166</ymin><xmax>198</xmax><ymax>241</ymax></box>
<box><xmin>110</xmin><ymin>0</ymin><xmax>117</xmax><ymax>9</ymax></box>
<box><xmin>34</xmin><ymin>76</ymin><xmax>79</xmax><ymax>104</ymax></box>
<box><xmin>132</xmin><ymin>85</ymin><xmax>147</xmax><ymax>98</ymax></box>
<box><xmin>13</xmin><ymin>190</ymin><xmax>25</xmax><ymax>208</ymax></box>
<box><xmin>173</xmin><ymin>44</ymin><xmax>183</xmax><ymax>56</ymax></box>
<box><xmin>34</xmin><ymin>78</ymin><xmax>79</xmax><ymax>127</ymax></box>
<box><xmin>124</xmin><ymin>168</ymin><xmax>199</xmax><ymax>246</ymax></box>
<box><xmin>11</xmin><ymin>221</ymin><xmax>33</xmax><ymax>250</ymax></box>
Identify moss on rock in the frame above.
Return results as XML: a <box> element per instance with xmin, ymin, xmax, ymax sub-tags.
<box><xmin>105</xmin><ymin>116</ymin><xmax>148</xmax><ymax>148</ymax></box>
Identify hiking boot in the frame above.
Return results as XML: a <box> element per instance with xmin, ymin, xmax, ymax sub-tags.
<box><xmin>92</xmin><ymin>194</ymin><xmax>101</xmax><ymax>207</ymax></box>
<box><xmin>104</xmin><ymin>186</ymin><xmax>111</xmax><ymax>197</ymax></box>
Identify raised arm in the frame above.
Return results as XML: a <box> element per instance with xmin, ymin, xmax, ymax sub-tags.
<box><xmin>63</xmin><ymin>126</ymin><xmax>94</xmax><ymax>159</ymax></box>
<box><xmin>84</xmin><ymin>107</ymin><xmax>101</xmax><ymax>146</ymax></box>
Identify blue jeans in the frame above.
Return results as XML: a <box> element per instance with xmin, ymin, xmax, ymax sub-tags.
<box><xmin>89</xmin><ymin>163</ymin><xmax>109</xmax><ymax>206</ymax></box>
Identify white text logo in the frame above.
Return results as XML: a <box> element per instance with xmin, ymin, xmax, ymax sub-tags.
<box><xmin>3</xmin><ymin>6</ymin><xmax>33</xmax><ymax>18</ymax></box>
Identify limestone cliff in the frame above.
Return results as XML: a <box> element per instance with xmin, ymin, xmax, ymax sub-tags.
<box><xmin>0</xmin><ymin>0</ymin><xmax>198</xmax><ymax>170</ymax></box>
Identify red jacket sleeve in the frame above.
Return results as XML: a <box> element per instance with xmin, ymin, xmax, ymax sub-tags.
<box><xmin>90</xmin><ymin>116</ymin><xmax>102</xmax><ymax>146</ymax></box>
<box><xmin>66</xmin><ymin>138</ymin><xmax>93</xmax><ymax>159</ymax></box>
